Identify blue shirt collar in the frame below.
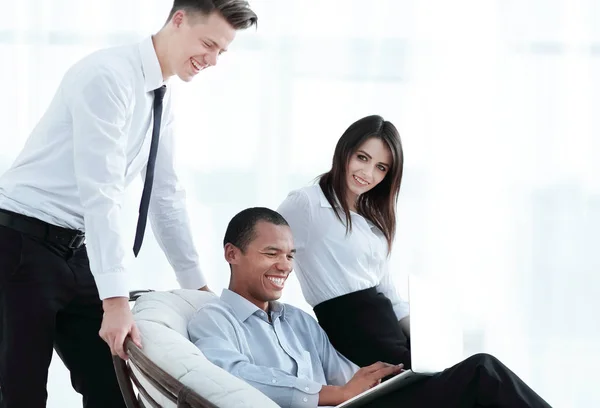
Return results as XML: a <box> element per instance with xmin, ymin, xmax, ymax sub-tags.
<box><xmin>220</xmin><ymin>289</ymin><xmax>285</xmax><ymax>322</ymax></box>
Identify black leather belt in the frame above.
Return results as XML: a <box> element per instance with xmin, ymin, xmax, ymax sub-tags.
<box><xmin>0</xmin><ymin>210</ymin><xmax>85</xmax><ymax>249</ymax></box>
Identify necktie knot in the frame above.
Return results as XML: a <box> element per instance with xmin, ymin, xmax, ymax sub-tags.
<box><xmin>154</xmin><ymin>85</ymin><xmax>166</xmax><ymax>103</ymax></box>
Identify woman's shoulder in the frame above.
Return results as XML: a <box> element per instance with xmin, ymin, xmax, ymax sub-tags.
<box><xmin>282</xmin><ymin>184</ymin><xmax>322</xmax><ymax>206</ymax></box>
<box><xmin>299</xmin><ymin>184</ymin><xmax>323</xmax><ymax>199</ymax></box>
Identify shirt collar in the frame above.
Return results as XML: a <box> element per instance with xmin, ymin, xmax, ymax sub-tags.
<box><xmin>220</xmin><ymin>289</ymin><xmax>286</xmax><ymax>322</ymax></box>
<box><xmin>138</xmin><ymin>36</ymin><xmax>165</xmax><ymax>92</ymax></box>
<box><xmin>318</xmin><ymin>185</ymin><xmax>341</xmax><ymax>209</ymax></box>
<box><xmin>317</xmin><ymin>185</ymin><xmax>374</xmax><ymax>227</ymax></box>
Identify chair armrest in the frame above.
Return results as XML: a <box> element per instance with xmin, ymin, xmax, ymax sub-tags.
<box><xmin>125</xmin><ymin>337</ymin><xmax>218</xmax><ymax>408</ymax></box>
<box><xmin>129</xmin><ymin>289</ymin><xmax>155</xmax><ymax>302</ymax></box>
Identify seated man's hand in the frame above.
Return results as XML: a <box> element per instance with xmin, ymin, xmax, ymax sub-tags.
<box><xmin>341</xmin><ymin>362</ymin><xmax>404</xmax><ymax>401</ymax></box>
<box><xmin>198</xmin><ymin>285</ymin><xmax>213</xmax><ymax>293</ymax></box>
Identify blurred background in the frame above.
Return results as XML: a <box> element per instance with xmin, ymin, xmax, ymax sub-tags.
<box><xmin>1</xmin><ymin>0</ymin><xmax>599</xmax><ymax>406</ymax></box>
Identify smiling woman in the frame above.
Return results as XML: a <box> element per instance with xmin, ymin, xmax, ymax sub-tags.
<box><xmin>277</xmin><ymin>115</ymin><xmax>411</xmax><ymax>369</ymax></box>
<box><xmin>346</xmin><ymin>138</ymin><xmax>393</xmax><ymax>211</ymax></box>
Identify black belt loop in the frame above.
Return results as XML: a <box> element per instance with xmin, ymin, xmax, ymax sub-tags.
<box><xmin>0</xmin><ymin>209</ymin><xmax>85</xmax><ymax>249</ymax></box>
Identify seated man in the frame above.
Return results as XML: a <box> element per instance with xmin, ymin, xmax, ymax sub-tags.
<box><xmin>188</xmin><ymin>207</ymin><xmax>552</xmax><ymax>408</ymax></box>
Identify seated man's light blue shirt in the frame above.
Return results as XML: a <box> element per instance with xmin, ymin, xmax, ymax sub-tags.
<box><xmin>188</xmin><ymin>289</ymin><xmax>359</xmax><ymax>408</ymax></box>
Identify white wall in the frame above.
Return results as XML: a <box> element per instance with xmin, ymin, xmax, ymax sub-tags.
<box><xmin>1</xmin><ymin>1</ymin><xmax>599</xmax><ymax>407</ymax></box>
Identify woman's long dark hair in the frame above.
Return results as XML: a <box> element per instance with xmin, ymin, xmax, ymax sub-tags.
<box><xmin>319</xmin><ymin>115</ymin><xmax>403</xmax><ymax>253</ymax></box>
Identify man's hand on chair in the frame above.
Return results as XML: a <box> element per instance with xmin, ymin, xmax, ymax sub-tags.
<box><xmin>100</xmin><ymin>296</ymin><xmax>143</xmax><ymax>360</ymax></box>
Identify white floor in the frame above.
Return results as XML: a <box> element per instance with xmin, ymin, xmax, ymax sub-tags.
<box><xmin>47</xmin><ymin>351</ymin><xmax>83</xmax><ymax>408</ymax></box>
<box><xmin>46</xmin><ymin>336</ymin><xmax>600</xmax><ymax>408</ymax></box>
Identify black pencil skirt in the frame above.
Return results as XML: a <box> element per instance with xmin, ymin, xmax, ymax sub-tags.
<box><xmin>313</xmin><ymin>287</ymin><xmax>412</xmax><ymax>368</ymax></box>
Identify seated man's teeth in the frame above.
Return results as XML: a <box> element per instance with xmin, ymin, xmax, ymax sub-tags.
<box><xmin>268</xmin><ymin>277</ymin><xmax>284</xmax><ymax>286</ymax></box>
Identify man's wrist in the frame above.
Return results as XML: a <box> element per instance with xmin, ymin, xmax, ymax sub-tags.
<box><xmin>102</xmin><ymin>296</ymin><xmax>129</xmax><ymax>311</ymax></box>
<box><xmin>319</xmin><ymin>385</ymin><xmax>346</xmax><ymax>406</ymax></box>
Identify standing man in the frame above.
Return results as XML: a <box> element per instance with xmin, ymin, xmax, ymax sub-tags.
<box><xmin>0</xmin><ymin>1</ymin><xmax>257</xmax><ymax>407</ymax></box>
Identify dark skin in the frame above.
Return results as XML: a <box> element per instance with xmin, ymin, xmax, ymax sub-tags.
<box><xmin>225</xmin><ymin>221</ymin><xmax>404</xmax><ymax>406</ymax></box>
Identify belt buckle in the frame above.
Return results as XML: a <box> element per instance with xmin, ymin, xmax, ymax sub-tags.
<box><xmin>68</xmin><ymin>233</ymin><xmax>85</xmax><ymax>249</ymax></box>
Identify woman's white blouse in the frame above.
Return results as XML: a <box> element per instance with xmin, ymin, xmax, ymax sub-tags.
<box><xmin>277</xmin><ymin>185</ymin><xmax>409</xmax><ymax>320</ymax></box>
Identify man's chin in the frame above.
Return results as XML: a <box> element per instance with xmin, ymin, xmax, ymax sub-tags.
<box><xmin>266</xmin><ymin>291</ymin><xmax>283</xmax><ymax>302</ymax></box>
<box><xmin>177</xmin><ymin>72</ymin><xmax>195</xmax><ymax>83</ymax></box>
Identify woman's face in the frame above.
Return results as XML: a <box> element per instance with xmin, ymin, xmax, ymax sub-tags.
<box><xmin>345</xmin><ymin>137</ymin><xmax>392</xmax><ymax>206</ymax></box>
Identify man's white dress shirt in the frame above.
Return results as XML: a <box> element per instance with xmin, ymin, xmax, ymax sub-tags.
<box><xmin>277</xmin><ymin>184</ymin><xmax>409</xmax><ymax>320</ymax></box>
<box><xmin>0</xmin><ymin>37</ymin><xmax>206</xmax><ymax>299</ymax></box>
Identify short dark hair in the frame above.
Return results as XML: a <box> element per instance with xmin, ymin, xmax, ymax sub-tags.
<box><xmin>168</xmin><ymin>0</ymin><xmax>258</xmax><ymax>30</ymax></box>
<box><xmin>319</xmin><ymin>115</ymin><xmax>403</xmax><ymax>253</ymax></box>
<box><xmin>223</xmin><ymin>207</ymin><xmax>289</xmax><ymax>253</ymax></box>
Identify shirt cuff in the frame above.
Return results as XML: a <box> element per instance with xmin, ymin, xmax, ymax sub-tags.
<box><xmin>175</xmin><ymin>265</ymin><xmax>207</xmax><ymax>289</ymax></box>
<box><xmin>394</xmin><ymin>301</ymin><xmax>410</xmax><ymax>321</ymax></box>
<box><xmin>93</xmin><ymin>268</ymin><xmax>130</xmax><ymax>300</ymax></box>
<box><xmin>291</xmin><ymin>377</ymin><xmax>321</xmax><ymax>408</ymax></box>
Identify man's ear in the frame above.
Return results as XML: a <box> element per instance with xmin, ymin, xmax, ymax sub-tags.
<box><xmin>171</xmin><ymin>9</ymin><xmax>184</xmax><ymax>28</ymax></box>
<box><xmin>224</xmin><ymin>243</ymin><xmax>240</xmax><ymax>265</ymax></box>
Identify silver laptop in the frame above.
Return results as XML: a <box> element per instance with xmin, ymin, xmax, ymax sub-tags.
<box><xmin>335</xmin><ymin>275</ymin><xmax>464</xmax><ymax>407</ymax></box>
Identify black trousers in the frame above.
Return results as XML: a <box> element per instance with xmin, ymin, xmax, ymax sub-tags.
<box><xmin>314</xmin><ymin>287</ymin><xmax>412</xmax><ymax>368</ymax></box>
<box><xmin>0</xmin><ymin>223</ymin><xmax>126</xmax><ymax>408</ymax></box>
<box><xmin>365</xmin><ymin>353</ymin><xmax>552</xmax><ymax>408</ymax></box>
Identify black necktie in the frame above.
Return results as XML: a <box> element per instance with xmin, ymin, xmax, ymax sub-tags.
<box><xmin>133</xmin><ymin>85</ymin><xmax>167</xmax><ymax>256</ymax></box>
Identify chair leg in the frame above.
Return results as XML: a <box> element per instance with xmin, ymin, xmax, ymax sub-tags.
<box><xmin>112</xmin><ymin>355</ymin><xmax>141</xmax><ymax>408</ymax></box>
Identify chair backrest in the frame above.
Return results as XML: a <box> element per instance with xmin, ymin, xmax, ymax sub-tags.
<box><xmin>113</xmin><ymin>289</ymin><xmax>279</xmax><ymax>408</ymax></box>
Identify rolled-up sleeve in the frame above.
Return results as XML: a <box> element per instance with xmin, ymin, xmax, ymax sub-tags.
<box><xmin>188</xmin><ymin>307</ymin><xmax>322</xmax><ymax>408</ymax></box>
<box><xmin>146</xmin><ymin>94</ymin><xmax>207</xmax><ymax>290</ymax></box>
<box><xmin>67</xmin><ymin>66</ymin><xmax>132</xmax><ymax>300</ymax></box>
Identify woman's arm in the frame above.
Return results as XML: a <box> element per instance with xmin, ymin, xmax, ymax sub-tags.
<box><xmin>376</xmin><ymin>261</ymin><xmax>410</xmax><ymax>337</ymax></box>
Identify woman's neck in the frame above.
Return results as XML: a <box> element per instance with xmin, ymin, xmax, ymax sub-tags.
<box><xmin>346</xmin><ymin>192</ymin><xmax>358</xmax><ymax>212</ymax></box>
